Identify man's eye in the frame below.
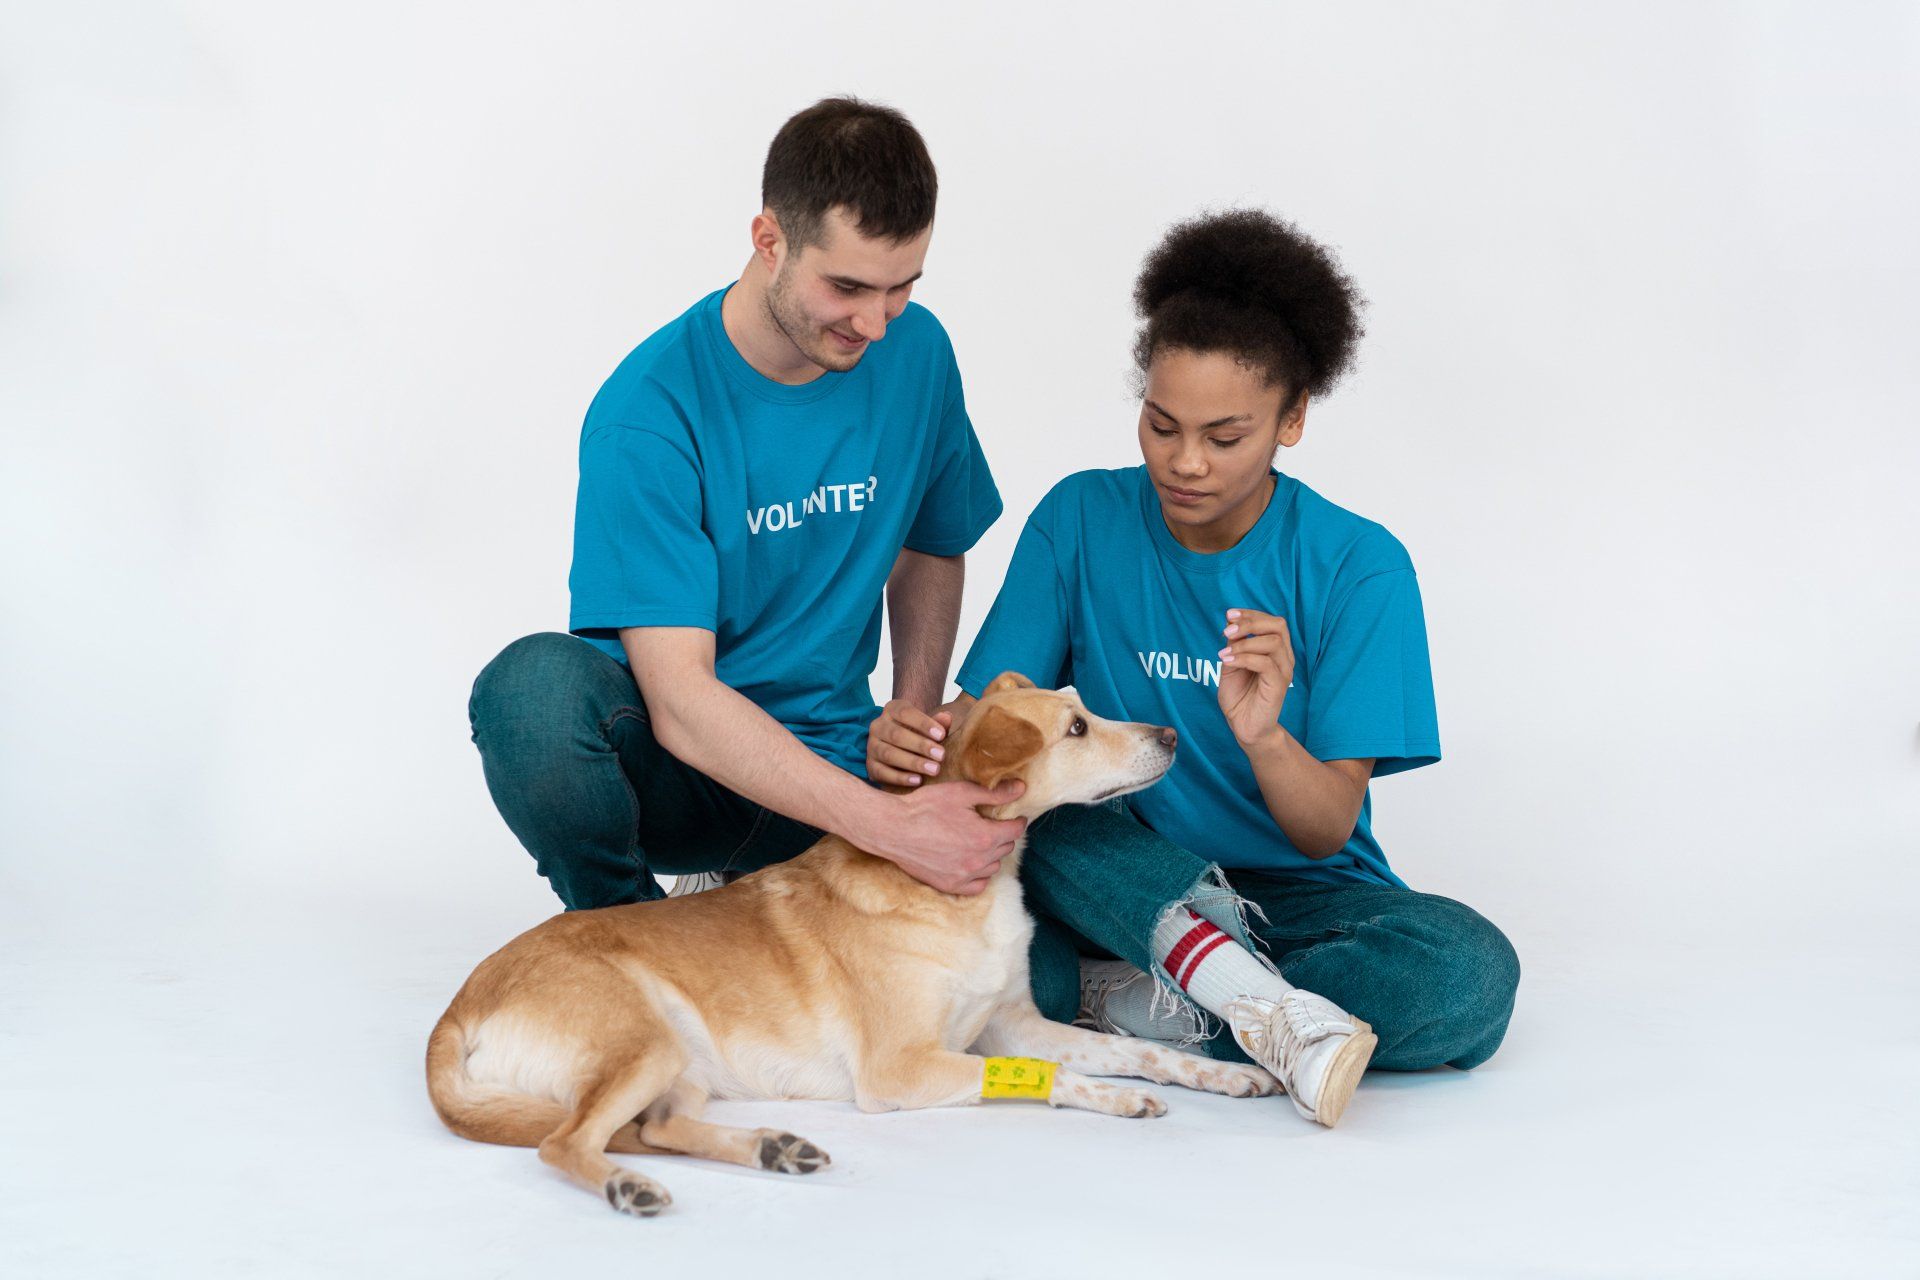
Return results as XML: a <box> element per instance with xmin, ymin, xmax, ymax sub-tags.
<box><xmin>1069</xmin><ymin>717</ymin><xmax>1087</xmax><ymax>737</ymax></box>
<box><xmin>833</xmin><ymin>283</ymin><xmax>860</xmax><ymax>295</ymax></box>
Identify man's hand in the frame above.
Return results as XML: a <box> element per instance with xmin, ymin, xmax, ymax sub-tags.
<box><xmin>866</xmin><ymin>696</ymin><xmax>975</xmax><ymax>787</ymax></box>
<box><xmin>853</xmin><ymin>776</ymin><xmax>1026</xmax><ymax>896</ymax></box>
<box><xmin>1217</xmin><ymin>608</ymin><xmax>1296</xmax><ymax>748</ymax></box>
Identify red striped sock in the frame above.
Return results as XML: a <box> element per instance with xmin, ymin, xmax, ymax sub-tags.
<box><xmin>1151</xmin><ymin>907</ymin><xmax>1291</xmax><ymax>1017</ymax></box>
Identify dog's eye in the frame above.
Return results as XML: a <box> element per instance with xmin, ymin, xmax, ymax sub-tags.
<box><xmin>1068</xmin><ymin>717</ymin><xmax>1087</xmax><ymax>737</ymax></box>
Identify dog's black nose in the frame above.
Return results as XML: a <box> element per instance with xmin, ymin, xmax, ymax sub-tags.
<box><xmin>1158</xmin><ymin>727</ymin><xmax>1178</xmax><ymax>749</ymax></box>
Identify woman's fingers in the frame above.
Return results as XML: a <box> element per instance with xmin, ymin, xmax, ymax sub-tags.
<box><xmin>1221</xmin><ymin>633</ymin><xmax>1285</xmax><ymax>658</ymax></box>
<box><xmin>875</xmin><ymin>740</ymin><xmax>940</xmax><ymax>778</ymax></box>
<box><xmin>877</xmin><ymin>702</ymin><xmax>947</xmax><ymax>766</ymax></box>
<box><xmin>887</xmin><ymin>698</ymin><xmax>950</xmax><ymax>743</ymax></box>
<box><xmin>870</xmin><ymin>761</ymin><xmax>925</xmax><ymax>787</ymax></box>
<box><xmin>1223</xmin><ymin>609</ymin><xmax>1290</xmax><ymax>640</ymax></box>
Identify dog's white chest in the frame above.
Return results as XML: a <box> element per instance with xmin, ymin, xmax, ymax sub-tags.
<box><xmin>941</xmin><ymin>883</ymin><xmax>1034</xmax><ymax>1048</ymax></box>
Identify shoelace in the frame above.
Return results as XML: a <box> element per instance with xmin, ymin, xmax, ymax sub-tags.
<box><xmin>1076</xmin><ymin>971</ymin><xmax>1139</xmax><ymax>1030</ymax></box>
<box><xmin>1234</xmin><ymin>994</ymin><xmax>1349</xmax><ymax>1092</ymax></box>
<box><xmin>1076</xmin><ymin>970</ymin><xmax>1207</xmax><ymax>1040</ymax></box>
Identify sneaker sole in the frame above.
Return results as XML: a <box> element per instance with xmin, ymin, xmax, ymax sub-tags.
<box><xmin>1306</xmin><ymin>1019</ymin><xmax>1377</xmax><ymax>1128</ymax></box>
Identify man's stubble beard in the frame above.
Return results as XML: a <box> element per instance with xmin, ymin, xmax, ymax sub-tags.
<box><xmin>763</xmin><ymin>266</ymin><xmax>862</xmax><ymax>374</ymax></box>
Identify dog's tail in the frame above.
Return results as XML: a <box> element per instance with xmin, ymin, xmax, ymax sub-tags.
<box><xmin>425</xmin><ymin>1015</ymin><xmax>667</xmax><ymax>1155</ymax></box>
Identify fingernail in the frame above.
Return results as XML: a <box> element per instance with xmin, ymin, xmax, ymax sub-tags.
<box><xmin>908</xmin><ymin>775</ymin><xmax>920</xmax><ymax>785</ymax></box>
<box><xmin>930</xmin><ymin>726</ymin><xmax>944</xmax><ymax>741</ymax></box>
<box><xmin>1227</xmin><ymin>609</ymin><xmax>1241</xmax><ymax>619</ymax></box>
<box><xmin>923</xmin><ymin>761</ymin><xmax>939</xmax><ymax>774</ymax></box>
<box><xmin>930</xmin><ymin>745</ymin><xmax>944</xmax><ymax>760</ymax></box>
<box><xmin>1221</xmin><ymin>653</ymin><xmax>1235</xmax><ymax>664</ymax></box>
<box><xmin>1224</xmin><ymin>624</ymin><xmax>1239</xmax><ymax>636</ymax></box>
<box><xmin>1218</xmin><ymin>647</ymin><xmax>1232</xmax><ymax>658</ymax></box>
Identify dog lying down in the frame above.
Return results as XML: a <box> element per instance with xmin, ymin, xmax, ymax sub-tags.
<box><xmin>426</xmin><ymin>671</ymin><xmax>1280</xmax><ymax>1216</ymax></box>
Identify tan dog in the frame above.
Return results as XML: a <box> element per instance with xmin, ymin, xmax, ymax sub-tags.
<box><xmin>426</xmin><ymin>671</ymin><xmax>1280</xmax><ymax>1216</ymax></box>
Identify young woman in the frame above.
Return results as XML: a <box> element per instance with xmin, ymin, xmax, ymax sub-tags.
<box><xmin>866</xmin><ymin>210</ymin><xmax>1520</xmax><ymax>1127</ymax></box>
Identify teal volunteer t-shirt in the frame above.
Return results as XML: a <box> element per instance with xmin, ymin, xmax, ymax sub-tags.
<box><xmin>569</xmin><ymin>286</ymin><xmax>1002</xmax><ymax>775</ymax></box>
<box><xmin>956</xmin><ymin>467</ymin><xmax>1438</xmax><ymax>887</ymax></box>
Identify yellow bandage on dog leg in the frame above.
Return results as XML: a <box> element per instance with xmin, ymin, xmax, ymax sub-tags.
<box><xmin>981</xmin><ymin>1056</ymin><xmax>1057</xmax><ymax>1101</ymax></box>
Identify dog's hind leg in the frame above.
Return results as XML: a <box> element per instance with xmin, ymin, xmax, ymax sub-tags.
<box><xmin>636</xmin><ymin>1080</ymin><xmax>830</xmax><ymax>1175</ymax></box>
<box><xmin>537</xmin><ymin>1040</ymin><xmax>688</xmax><ymax>1217</ymax></box>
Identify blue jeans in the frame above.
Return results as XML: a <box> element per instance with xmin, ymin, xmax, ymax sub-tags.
<box><xmin>1019</xmin><ymin>801</ymin><xmax>1521</xmax><ymax>1071</ymax></box>
<box><xmin>468</xmin><ymin>633</ymin><xmax>822</xmax><ymax>908</ymax></box>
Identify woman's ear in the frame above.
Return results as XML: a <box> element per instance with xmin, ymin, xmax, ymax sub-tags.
<box><xmin>953</xmin><ymin>704</ymin><xmax>1045</xmax><ymax>789</ymax></box>
<box><xmin>1276</xmin><ymin>390</ymin><xmax>1309</xmax><ymax>448</ymax></box>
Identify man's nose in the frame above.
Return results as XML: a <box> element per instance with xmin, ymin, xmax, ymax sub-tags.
<box><xmin>852</xmin><ymin>302</ymin><xmax>888</xmax><ymax>341</ymax></box>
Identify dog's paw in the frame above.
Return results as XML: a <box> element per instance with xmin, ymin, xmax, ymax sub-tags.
<box><xmin>1116</xmin><ymin>1087</ymin><xmax>1167</xmax><ymax>1118</ymax></box>
<box><xmin>1195</xmin><ymin>1062</ymin><xmax>1284</xmax><ymax>1098</ymax></box>
<box><xmin>603</xmin><ymin>1170</ymin><xmax>671</xmax><ymax>1217</ymax></box>
<box><xmin>755</xmin><ymin>1130</ymin><xmax>831</xmax><ymax>1175</ymax></box>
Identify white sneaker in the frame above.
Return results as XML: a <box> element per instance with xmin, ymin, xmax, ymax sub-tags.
<box><xmin>667</xmin><ymin>870</ymin><xmax>732</xmax><ymax>898</ymax></box>
<box><xmin>1075</xmin><ymin>958</ymin><xmax>1208</xmax><ymax>1042</ymax></box>
<box><xmin>1224</xmin><ymin>991</ymin><xmax>1377</xmax><ymax>1127</ymax></box>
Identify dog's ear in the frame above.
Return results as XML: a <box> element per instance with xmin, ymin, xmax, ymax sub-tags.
<box><xmin>983</xmin><ymin>671</ymin><xmax>1036</xmax><ymax>696</ymax></box>
<box><xmin>955</xmin><ymin>704</ymin><xmax>1045</xmax><ymax>789</ymax></box>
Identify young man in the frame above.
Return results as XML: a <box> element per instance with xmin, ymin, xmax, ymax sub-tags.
<box><xmin>469</xmin><ymin>98</ymin><xmax>1022</xmax><ymax>908</ymax></box>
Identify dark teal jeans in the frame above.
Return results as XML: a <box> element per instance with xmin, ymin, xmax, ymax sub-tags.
<box><xmin>469</xmin><ymin>633</ymin><xmax>822</xmax><ymax>908</ymax></box>
<box><xmin>1019</xmin><ymin>801</ymin><xmax>1521</xmax><ymax>1072</ymax></box>
<box><xmin>470</xmin><ymin>632</ymin><xmax>1519</xmax><ymax>1072</ymax></box>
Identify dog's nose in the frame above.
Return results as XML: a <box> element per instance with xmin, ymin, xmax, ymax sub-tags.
<box><xmin>1157</xmin><ymin>726</ymin><xmax>1178</xmax><ymax>749</ymax></box>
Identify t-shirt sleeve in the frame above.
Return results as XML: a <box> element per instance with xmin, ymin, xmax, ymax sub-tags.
<box><xmin>1303</xmin><ymin>567</ymin><xmax>1441</xmax><ymax>777</ymax></box>
<box><xmin>955</xmin><ymin>516</ymin><xmax>1072</xmax><ymax>695</ymax></box>
<box><xmin>568</xmin><ymin>421</ymin><xmax>719</xmax><ymax>640</ymax></box>
<box><xmin>903</xmin><ymin>347</ymin><xmax>1002</xmax><ymax>556</ymax></box>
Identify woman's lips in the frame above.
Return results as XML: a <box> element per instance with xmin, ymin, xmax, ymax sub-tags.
<box><xmin>1161</xmin><ymin>482</ymin><xmax>1210</xmax><ymax>506</ymax></box>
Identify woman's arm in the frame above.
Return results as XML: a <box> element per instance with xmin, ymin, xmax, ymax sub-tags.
<box><xmin>1216</xmin><ymin>607</ymin><xmax>1373</xmax><ymax>858</ymax></box>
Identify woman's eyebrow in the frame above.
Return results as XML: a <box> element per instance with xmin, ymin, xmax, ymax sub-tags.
<box><xmin>1145</xmin><ymin>400</ymin><xmax>1251</xmax><ymax>430</ymax></box>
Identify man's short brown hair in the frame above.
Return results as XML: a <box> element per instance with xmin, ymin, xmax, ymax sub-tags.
<box><xmin>761</xmin><ymin>97</ymin><xmax>937</xmax><ymax>252</ymax></box>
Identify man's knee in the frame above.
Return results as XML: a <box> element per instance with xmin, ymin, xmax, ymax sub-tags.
<box><xmin>470</xmin><ymin>632</ymin><xmax>630</xmax><ymax>742</ymax></box>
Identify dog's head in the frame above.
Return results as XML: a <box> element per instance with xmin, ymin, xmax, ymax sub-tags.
<box><xmin>949</xmin><ymin>672</ymin><xmax>1177</xmax><ymax>820</ymax></box>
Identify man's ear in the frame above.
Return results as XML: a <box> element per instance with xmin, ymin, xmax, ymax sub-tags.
<box><xmin>955</xmin><ymin>705</ymin><xmax>1045</xmax><ymax>789</ymax></box>
<box><xmin>984</xmin><ymin>671</ymin><xmax>1036</xmax><ymax>696</ymax></box>
<box><xmin>750</xmin><ymin>209</ymin><xmax>785</xmax><ymax>271</ymax></box>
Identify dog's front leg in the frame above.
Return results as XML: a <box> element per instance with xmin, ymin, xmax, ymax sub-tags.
<box><xmin>976</xmin><ymin>1000</ymin><xmax>1281</xmax><ymax>1100</ymax></box>
<box><xmin>855</xmin><ymin>1047</ymin><xmax>1166</xmax><ymax>1119</ymax></box>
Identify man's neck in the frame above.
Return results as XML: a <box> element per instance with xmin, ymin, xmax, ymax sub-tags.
<box><xmin>721</xmin><ymin>258</ymin><xmax>825</xmax><ymax>386</ymax></box>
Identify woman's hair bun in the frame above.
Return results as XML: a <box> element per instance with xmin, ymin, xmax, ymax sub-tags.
<box><xmin>1132</xmin><ymin>209</ymin><xmax>1364</xmax><ymax>403</ymax></box>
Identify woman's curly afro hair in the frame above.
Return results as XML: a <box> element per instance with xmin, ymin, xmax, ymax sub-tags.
<box><xmin>1132</xmin><ymin>209</ymin><xmax>1365</xmax><ymax>410</ymax></box>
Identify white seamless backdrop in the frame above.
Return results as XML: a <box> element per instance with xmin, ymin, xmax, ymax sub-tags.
<box><xmin>2</xmin><ymin>3</ymin><xmax>1917</xmax><ymax>1276</ymax></box>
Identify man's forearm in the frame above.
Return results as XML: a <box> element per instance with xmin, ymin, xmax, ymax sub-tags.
<box><xmin>887</xmin><ymin>549</ymin><xmax>965</xmax><ymax>710</ymax></box>
<box><xmin>627</xmin><ymin>647</ymin><xmax>887</xmax><ymax>845</ymax></box>
<box><xmin>1243</xmin><ymin>731</ymin><xmax>1369</xmax><ymax>859</ymax></box>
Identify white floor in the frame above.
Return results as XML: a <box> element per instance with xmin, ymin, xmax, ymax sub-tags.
<box><xmin>3</xmin><ymin>884</ymin><xmax>1914</xmax><ymax>1279</ymax></box>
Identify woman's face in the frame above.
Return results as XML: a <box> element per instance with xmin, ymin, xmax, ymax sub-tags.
<box><xmin>1137</xmin><ymin>348</ymin><xmax>1304</xmax><ymax>545</ymax></box>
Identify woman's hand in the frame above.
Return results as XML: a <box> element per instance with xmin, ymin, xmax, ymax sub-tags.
<box><xmin>1216</xmin><ymin>608</ymin><xmax>1295</xmax><ymax>749</ymax></box>
<box><xmin>866</xmin><ymin>696</ymin><xmax>974</xmax><ymax>787</ymax></box>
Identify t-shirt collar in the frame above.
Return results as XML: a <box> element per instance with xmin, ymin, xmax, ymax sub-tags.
<box><xmin>1139</xmin><ymin>465</ymin><xmax>1297</xmax><ymax>574</ymax></box>
<box><xmin>700</xmin><ymin>284</ymin><xmax>851</xmax><ymax>406</ymax></box>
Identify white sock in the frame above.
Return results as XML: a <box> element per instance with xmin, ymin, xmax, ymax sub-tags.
<box><xmin>1152</xmin><ymin>906</ymin><xmax>1293</xmax><ymax>1018</ymax></box>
